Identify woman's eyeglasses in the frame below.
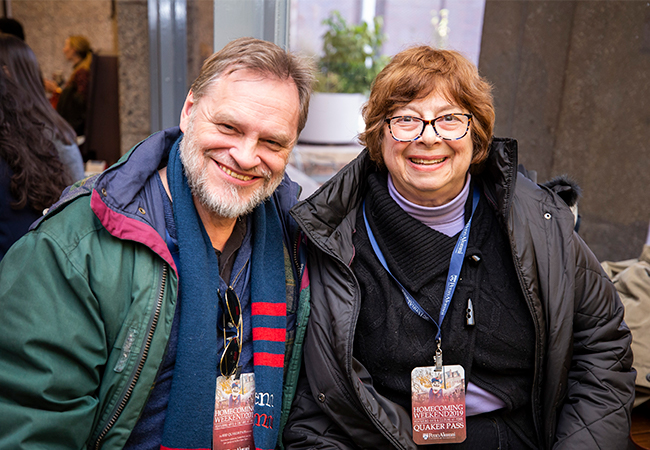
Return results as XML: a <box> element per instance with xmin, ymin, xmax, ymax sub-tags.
<box><xmin>385</xmin><ymin>113</ymin><xmax>472</xmax><ymax>142</ymax></box>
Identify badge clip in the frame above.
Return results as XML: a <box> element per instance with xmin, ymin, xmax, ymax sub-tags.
<box><xmin>435</xmin><ymin>339</ymin><xmax>443</xmax><ymax>372</ymax></box>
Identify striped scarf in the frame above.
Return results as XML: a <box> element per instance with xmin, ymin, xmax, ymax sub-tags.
<box><xmin>161</xmin><ymin>137</ymin><xmax>287</xmax><ymax>450</ymax></box>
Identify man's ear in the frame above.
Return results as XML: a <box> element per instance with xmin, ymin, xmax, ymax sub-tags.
<box><xmin>179</xmin><ymin>90</ymin><xmax>195</xmax><ymax>133</ymax></box>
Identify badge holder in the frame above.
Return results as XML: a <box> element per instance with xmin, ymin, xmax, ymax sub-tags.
<box><xmin>411</xmin><ymin>341</ymin><xmax>466</xmax><ymax>445</ymax></box>
<box><xmin>213</xmin><ymin>372</ymin><xmax>256</xmax><ymax>450</ymax></box>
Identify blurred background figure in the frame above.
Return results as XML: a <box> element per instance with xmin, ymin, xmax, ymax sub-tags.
<box><xmin>0</xmin><ymin>34</ymin><xmax>84</xmax><ymax>182</ymax></box>
<box><xmin>0</xmin><ymin>68</ymin><xmax>71</xmax><ymax>260</ymax></box>
<box><xmin>0</xmin><ymin>18</ymin><xmax>25</xmax><ymax>40</ymax></box>
<box><xmin>45</xmin><ymin>35</ymin><xmax>93</xmax><ymax>138</ymax></box>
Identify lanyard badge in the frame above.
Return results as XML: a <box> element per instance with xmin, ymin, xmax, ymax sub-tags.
<box><xmin>411</xmin><ymin>365</ymin><xmax>466</xmax><ymax>444</ymax></box>
<box><xmin>363</xmin><ymin>187</ymin><xmax>479</xmax><ymax>445</ymax></box>
<box><xmin>213</xmin><ymin>373</ymin><xmax>255</xmax><ymax>450</ymax></box>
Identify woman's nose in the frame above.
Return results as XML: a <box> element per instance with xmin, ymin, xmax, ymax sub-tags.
<box><xmin>419</xmin><ymin>121</ymin><xmax>442</xmax><ymax>144</ymax></box>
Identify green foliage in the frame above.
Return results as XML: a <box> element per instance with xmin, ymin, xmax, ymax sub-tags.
<box><xmin>316</xmin><ymin>11</ymin><xmax>389</xmax><ymax>94</ymax></box>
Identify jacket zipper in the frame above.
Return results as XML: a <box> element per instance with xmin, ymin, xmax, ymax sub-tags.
<box><xmin>348</xmin><ymin>263</ymin><xmax>408</xmax><ymax>450</ymax></box>
<box><xmin>487</xmin><ymin>184</ymin><xmax>545</xmax><ymax>448</ymax></box>
<box><xmin>302</xmin><ymin>223</ymin><xmax>407</xmax><ymax>450</ymax></box>
<box><xmin>292</xmin><ymin>232</ymin><xmax>301</xmax><ymax>284</ymax></box>
<box><xmin>93</xmin><ymin>263</ymin><xmax>168</xmax><ymax>449</ymax></box>
<box><xmin>484</xmin><ymin>182</ymin><xmax>545</xmax><ymax>446</ymax></box>
<box><xmin>508</xmin><ymin>237</ymin><xmax>544</xmax><ymax>446</ymax></box>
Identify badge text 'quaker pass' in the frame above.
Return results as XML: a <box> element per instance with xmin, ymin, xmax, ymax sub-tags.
<box><xmin>411</xmin><ymin>365</ymin><xmax>466</xmax><ymax>445</ymax></box>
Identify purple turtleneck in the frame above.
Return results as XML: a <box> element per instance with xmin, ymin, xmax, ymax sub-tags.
<box><xmin>388</xmin><ymin>172</ymin><xmax>471</xmax><ymax>237</ymax></box>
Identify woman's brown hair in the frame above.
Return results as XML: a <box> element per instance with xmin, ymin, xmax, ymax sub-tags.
<box><xmin>359</xmin><ymin>46</ymin><xmax>495</xmax><ymax>171</ymax></box>
<box><xmin>0</xmin><ymin>68</ymin><xmax>70</xmax><ymax>211</ymax></box>
<box><xmin>0</xmin><ymin>34</ymin><xmax>77</xmax><ymax>146</ymax></box>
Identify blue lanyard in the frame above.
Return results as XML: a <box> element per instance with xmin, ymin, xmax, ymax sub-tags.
<box><xmin>362</xmin><ymin>188</ymin><xmax>479</xmax><ymax>366</ymax></box>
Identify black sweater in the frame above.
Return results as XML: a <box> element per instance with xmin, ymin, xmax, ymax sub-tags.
<box><xmin>352</xmin><ymin>172</ymin><xmax>536</xmax><ymax>441</ymax></box>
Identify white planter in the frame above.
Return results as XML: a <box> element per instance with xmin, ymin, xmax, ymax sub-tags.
<box><xmin>299</xmin><ymin>92</ymin><xmax>366</xmax><ymax>145</ymax></box>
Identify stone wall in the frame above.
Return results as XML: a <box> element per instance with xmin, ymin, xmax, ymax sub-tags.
<box><xmin>479</xmin><ymin>1</ymin><xmax>650</xmax><ymax>262</ymax></box>
<box><xmin>8</xmin><ymin>0</ymin><xmax>214</xmax><ymax>156</ymax></box>
<box><xmin>187</xmin><ymin>0</ymin><xmax>214</xmax><ymax>86</ymax></box>
<box><xmin>116</xmin><ymin>0</ymin><xmax>151</xmax><ymax>155</ymax></box>
<box><xmin>7</xmin><ymin>0</ymin><xmax>146</xmax><ymax>155</ymax></box>
<box><xmin>12</xmin><ymin>0</ymin><xmax>117</xmax><ymax>83</ymax></box>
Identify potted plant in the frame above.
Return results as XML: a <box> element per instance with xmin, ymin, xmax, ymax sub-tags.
<box><xmin>300</xmin><ymin>11</ymin><xmax>388</xmax><ymax>145</ymax></box>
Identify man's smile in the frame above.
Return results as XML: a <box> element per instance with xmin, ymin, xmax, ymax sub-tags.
<box><xmin>217</xmin><ymin>162</ymin><xmax>255</xmax><ymax>181</ymax></box>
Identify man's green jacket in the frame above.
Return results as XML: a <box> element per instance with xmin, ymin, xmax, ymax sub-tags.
<box><xmin>0</xmin><ymin>127</ymin><xmax>310</xmax><ymax>449</ymax></box>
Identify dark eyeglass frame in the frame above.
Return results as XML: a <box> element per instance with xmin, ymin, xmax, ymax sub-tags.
<box><xmin>219</xmin><ymin>286</ymin><xmax>243</xmax><ymax>378</ymax></box>
<box><xmin>384</xmin><ymin>113</ymin><xmax>473</xmax><ymax>142</ymax></box>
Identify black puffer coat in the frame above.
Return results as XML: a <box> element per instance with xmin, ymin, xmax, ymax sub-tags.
<box><xmin>285</xmin><ymin>138</ymin><xmax>635</xmax><ymax>450</ymax></box>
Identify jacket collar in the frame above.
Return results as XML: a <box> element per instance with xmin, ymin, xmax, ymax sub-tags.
<box><xmin>291</xmin><ymin>138</ymin><xmax>520</xmax><ymax>261</ymax></box>
<box><xmin>477</xmin><ymin>137</ymin><xmax>519</xmax><ymax>227</ymax></box>
<box><xmin>94</xmin><ymin>127</ymin><xmax>181</xmax><ymax>221</ymax></box>
<box><xmin>90</xmin><ymin>127</ymin><xmax>182</xmax><ymax>273</ymax></box>
<box><xmin>91</xmin><ymin>126</ymin><xmax>301</xmax><ymax>275</ymax></box>
<box><xmin>290</xmin><ymin>149</ymin><xmax>375</xmax><ymax>265</ymax></box>
<box><xmin>30</xmin><ymin>127</ymin><xmax>181</xmax><ymax>235</ymax></box>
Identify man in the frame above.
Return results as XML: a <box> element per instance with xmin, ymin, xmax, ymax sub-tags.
<box><xmin>0</xmin><ymin>37</ymin><xmax>313</xmax><ymax>450</ymax></box>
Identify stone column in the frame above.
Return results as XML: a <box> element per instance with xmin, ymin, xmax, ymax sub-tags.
<box><xmin>116</xmin><ymin>0</ymin><xmax>151</xmax><ymax>155</ymax></box>
<box><xmin>479</xmin><ymin>0</ymin><xmax>650</xmax><ymax>261</ymax></box>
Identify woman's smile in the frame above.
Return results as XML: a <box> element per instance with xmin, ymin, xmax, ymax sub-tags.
<box><xmin>409</xmin><ymin>156</ymin><xmax>447</xmax><ymax>165</ymax></box>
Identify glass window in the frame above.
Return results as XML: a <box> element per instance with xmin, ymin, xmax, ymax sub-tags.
<box><xmin>288</xmin><ymin>0</ymin><xmax>486</xmax><ymax>196</ymax></box>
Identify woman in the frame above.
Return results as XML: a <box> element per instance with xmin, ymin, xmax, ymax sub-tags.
<box><xmin>0</xmin><ymin>68</ymin><xmax>70</xmax><ymax>260</ymax></box>
<box><xmin>46</xmin><ymin>35</ymin><xmax>93</xmax><ymax>137</ymax></box>
<box><xmin>284</xmin><ymin>46</ymin><xmax>635</xmax><ymax>449</ymax></box>
<box><xmin>0</xmin><ymin>34</ymin><xmax>85</xmax><ymax>181</ymax></box>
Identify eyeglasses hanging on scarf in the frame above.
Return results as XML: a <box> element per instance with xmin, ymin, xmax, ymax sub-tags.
<box><xmin>219</xmin><ymin>259</ymin><xmax>249</xmax><ymax>378</ymax></box>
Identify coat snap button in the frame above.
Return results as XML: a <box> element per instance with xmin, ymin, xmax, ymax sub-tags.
<box><xmin>544</xmin><ymin>212</ymin><xmax>552</xmax><ymax>220</ymax></box>
<box><xmin>317</xmin><ymin>393</ymin><xmax>326</xmax><ymax>403</ymax></box>
<box><xmin>102</xmin><ymin>188</ymin><xmax>107</xmax><ymax>196</ymax></box>
<box><xmin>138</xmin><ymin>207</ymin><xmax>146</xmax><ymax>215</ymax></box>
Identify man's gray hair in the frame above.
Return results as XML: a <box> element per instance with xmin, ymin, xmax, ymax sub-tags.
<box><xmin>190</xmin><ymin>37</ymin><xmax>315</xmax><ymax>133</ymax></box>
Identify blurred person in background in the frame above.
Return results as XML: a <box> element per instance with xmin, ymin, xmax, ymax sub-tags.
<box><xmin>0</xmin><ymin>68</ymin><xmax>70</xmax><ymax>260</ymax></box>
<box><xmin>0</xmin><ymin>34</ymin><xmax>85</xmax><ymax>181</ymax></box>
<box><xmin>45</xmin><ymin>35</ymin><xmax>93</xmax><ymax>137</ymax></box>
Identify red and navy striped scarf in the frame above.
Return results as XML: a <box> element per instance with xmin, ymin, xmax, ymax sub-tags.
<box><xmin>162</xmin><ymin>138</ymin><xmax>286</xmax><ymax>450</ymax></box>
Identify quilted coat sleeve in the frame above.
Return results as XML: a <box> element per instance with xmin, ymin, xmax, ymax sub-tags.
<box><xmin>283</xmin><ymin>371</ymin><xmax>360</xmax><ymax>450</ymax></box>
<box><xmin>0</xmin><ymin>220</ymin><xmax>107</xmax><ymax>449</ymax></box>
<box><xmin>552</xmin><ymin>234</ymin><xmax>635</xmax><ymax>450</ymax></box>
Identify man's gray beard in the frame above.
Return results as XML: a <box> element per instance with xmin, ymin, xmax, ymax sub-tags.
<box><xmin>179</xmin><ymin>124</ymin><xmax>284</xmax><ymax>219</ymax></box>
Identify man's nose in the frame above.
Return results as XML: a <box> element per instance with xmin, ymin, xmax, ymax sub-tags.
<box><xmin>229</xmin><ymin>138</ymin><xmax>261</xmax><ymax>169</ymax></box>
